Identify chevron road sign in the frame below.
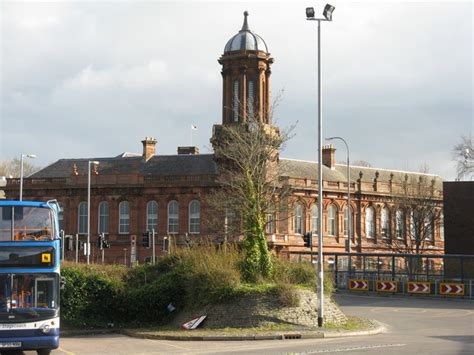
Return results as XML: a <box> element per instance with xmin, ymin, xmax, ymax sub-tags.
<box><xmin>349</xmin><ymin>279</ymin><xmax>369</xmax><ymax>291</ymax></box>
<box><xmin>440</xmin><ymin>283</ymin><xmax>465</xmax><ymax>296</ymax></box>
<box><xmin>376</xmin><ymin>280</ymin><xmax>398</xmax><ymax>292</ymax></box>
<box><xmin>408</xmin><ymin>281</ymin><xmax>431</xmax><ymax>294</ymax></box>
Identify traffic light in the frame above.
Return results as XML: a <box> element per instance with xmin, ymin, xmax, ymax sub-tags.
<box><xmin>103</xmin><ymin>240</ymin><xmax>111</xmax><ymax>249</ymax></box>
<box><xmin>64</xmin><ymin>235</ymin><xmax>73</xmax><ymax>251</ymax></box>
<box><xmin>303</xmin><ymin>232</ymin><xmax>312</xmax><ymax>248</ymax></box>
<box><xmin>142</xmin><ymin>231</ymin><xmax>151</xmax><ymax>248</ymax></box>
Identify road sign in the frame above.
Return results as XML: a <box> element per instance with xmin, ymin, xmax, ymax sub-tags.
<box><xmin>181</xmin><ymin>315</ymin><xmax>207</xmax><ymax>330</ymax></box>
<box><xmin>376</xmin><ymin>280</ymin><xmax>398</xmax><ymax>292</ymax></box>
<box><xmin>349</xmin><ymin>279</ymin><xmax>369</xmax><ymax>291</ymax></box>
<box><xmin>408</xmin><ymin>281</ymin><xmax>430</xmax><ymax>294</ymax></box>
<box><xmin>440</xmin><ymin>283</ymin><xmax>464</xmax><ymax>296</ymax></box>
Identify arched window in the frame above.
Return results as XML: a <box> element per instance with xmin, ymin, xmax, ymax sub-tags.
<box><xmin>98</xmin><ymin>201</ymin><xmax>109</xmax><ymax>234</ymax></box>
<box><xmin>344</xmin><ymin>206</ymin><xmax>353</xmax><ymax>236</ymax></box>
<box><xmin>118</xmin><ymin>201</ymin><xmax>130</xmax><ymax>234</ymax></box>
<box><xmin>265</xmin><ymin>204</ymin><xmax>276</xmax><ymax>234</ymax></box>
<box><xmin>188</xmin><ymin>200</ymin><xmax>200</xmax><ymax>234</ymax></box>
<box><xmin>294</xmin><ymin>203</ymin><xmax>304</xmax><ymax>235</ymax></box>
<box><xmin>365</xmin><ymin>207</ymin><xmax>375</xmax><ymax>238</ymax></box>
<box><xmin>78</xmin><ymin>202</ymin><xmax>87</xmax><ymax>235</ymax></box>
<box><xmin>168</xmin><ymin>200</ymin><xmax>179</xmax><ymax>234</ymax></box>
<box><xmin>232</xmin><ymin>80</ymin><xmax>239</xmax><ymax>122</ymax></box>
<box><xmin>311</xmin><ymin>205</ymin><xmax>319</xmax><ymax>235</ymax></box>
<box><xmin>248</xmin><ymin>80</ymin><xmax>254</xmax><ymax>118</ymax></box>
<box><xmin>328</xmin><ymin>205</ymin><xmax>337</xmax><ymax>236</ymax></box>
<box><xmin>147</xmin><ymin>201</ymin><xmax>158</xmax><ymax>232</ymax></box>
<box><xmin>424</xmin><ymin>214</ymin><xmax>434</xmax><ymax>241</ymax></box>
<box><xmin>396</xmin><ymin>209</ymin><xmax>404</xmax><ymax>239</ymax></box>
<box><xmin>381</xmin><ymin>207</ymin><xmax>390</xmax><ymax>238</ymax></box>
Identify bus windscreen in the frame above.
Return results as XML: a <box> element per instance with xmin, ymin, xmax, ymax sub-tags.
<box><xmin>0</xmin><ymin>206</ymin><xmax>54</xmax><ymax>241</ymax></box>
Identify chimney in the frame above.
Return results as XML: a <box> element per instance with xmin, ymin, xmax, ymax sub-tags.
<box><xmin>322</xmin><ymin>144</ymin><xmax>336</xmax><ymax>169</ymax></box>
<box><xmin>177</xmin><ymin>146</ymin><xmax>200</xmax><ymax>155</ymax></box>
<box><xmin>142</xmin><ymin>137</ymin><xmax>157</xmax><ymax>161</ymax></box>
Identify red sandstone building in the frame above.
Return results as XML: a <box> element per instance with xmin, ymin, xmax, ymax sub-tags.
<box><xmin>4</xmin><ymin>13</ymin><xmax>444</xmax><ymax>264</ymax></box>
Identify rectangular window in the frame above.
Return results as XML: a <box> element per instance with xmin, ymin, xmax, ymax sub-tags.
<box><xmin>248</xmin><ymin>80</ymin><xmax>254</xmax><ymax>118</ymax></box>
<box><xmin>265</xmin><ymin>213</ymin><xmax>275</xmax><ymax>234</ymax></box>
<box><xmin>233</xmin><ymin>80</ymin><xmax>239</xmax><ymax>122</ymax></box>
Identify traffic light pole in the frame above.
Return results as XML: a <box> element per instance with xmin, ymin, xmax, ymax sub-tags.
<box><xmin>75</xmin><ymin>234</ymin><xmax>79</xmax><ymax>263</ymax></box>
<box><xmin>152</xmin><ymin>229</ymin><xmax>156</xmax><ymax>265</ymax></box>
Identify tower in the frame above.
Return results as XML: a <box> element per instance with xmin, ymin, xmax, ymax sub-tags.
<box><xmin>219</xmin><ymin>11</ymin><xmax>273</xmax><ymax>125</ymax></box>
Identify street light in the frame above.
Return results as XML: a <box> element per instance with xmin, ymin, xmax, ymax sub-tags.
<box><xmin>326</xmin><ymin>136</ymin><xmax>352</xmax><ymax>274</ymax></box>
<box><xmin>19</xmin><ymin>153</ymin><xmax>36</xmax><ymax>201</ymax></box>
<box><xmin>87</xmin><ymin>160</ymin><xmax>100</xmax><ymax>265</ymax></box>
<box><xmin>306</xmin><ymin>3</ymin><xmax>335</xmax><ymax>328</ymax></box>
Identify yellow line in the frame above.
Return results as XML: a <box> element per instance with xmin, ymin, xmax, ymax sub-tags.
<box><xmin>58</xmin><ymin>347</ymin><xmax>75</xmax><ymax>355</ymax></box>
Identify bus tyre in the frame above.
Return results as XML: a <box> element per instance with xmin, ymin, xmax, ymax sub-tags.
<box><xmin>37</xmin><ymin>350</ymin><xmax>52</xmax><ymax>355</ymax></box>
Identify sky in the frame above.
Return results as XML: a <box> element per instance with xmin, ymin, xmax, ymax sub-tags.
<box><xmin>1</xmin><ymin>0</ymin><xmax>472</xmax><ymax>180</ymax></box>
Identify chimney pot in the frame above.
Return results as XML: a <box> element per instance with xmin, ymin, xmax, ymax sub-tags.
<box><xmin>177</xmin><ymin>146</ymin><xmax>200</xmax><ymax>155</ymax></box>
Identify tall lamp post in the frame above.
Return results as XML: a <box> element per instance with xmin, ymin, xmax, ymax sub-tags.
<box><xmin>326</xmin><ymin>136</ymin><xmax>352</xmax><ymax>274</ymax></box>
<box><xmin>19</xmin><ymin>153</ymin><xmax>36</xmax><ymax>201</ymax></box>
<box><xmin>306</xmin><ymin>3</ymin><xmax>335</xmax><ymax>328</ymax></box>
<box><xmin>87</xmin><ymin>160</ymin><xmax>100</xmax><ymax>264</ymax></box>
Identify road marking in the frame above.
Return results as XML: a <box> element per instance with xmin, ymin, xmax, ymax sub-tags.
<box><xmin>307</xmin><ymin>343</ymin><xmax>406</xmax><ymax>353</ymax></box>
<box><xmin>58</xmin><ymin>347</ymin><xmax>75</xmax><ymax>355</ymax></box>
<box><xmin>153</xmin><ymin>339</ymin><xmax>194</xmax><ymax>351</ymax></box>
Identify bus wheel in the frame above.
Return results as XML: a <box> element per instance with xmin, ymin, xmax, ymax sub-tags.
<box><xmin>37</xmin><ymin>350</ymin><xmax>51</xmax><ymax>355</ymax></box>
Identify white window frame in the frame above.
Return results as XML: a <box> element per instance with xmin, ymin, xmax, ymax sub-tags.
<box><xmin>147</xmin><ymin>201</ymin><xmax>158</xmax><ymax>232</ymax></box>
<box><xmin>98</xmin><ymin>201</ymin><xmax>109</xmax><ymax>234</ymax></box>
<box><xmin>118</xmin><ymin>201</ymin><xmax>130</xmax><ymax>234</ymax></box>
<box><xmin>168</xmin><ymin>200</ymin><xmax>179</xmax><ymax>234</ymax></box>
<box><xmin>365</xmin><ymin>207</ymin><xmax>375</xmax><ymax>239</ymax></box>
<box><xmin>328</xmin><ymin>205</ymin><xmax>337</xmax><ymax>236</ymax></box>
<box><xmin>294</xmin><ymin>203</ymin><xmax>304</xmax><ymax>235</ymax></box>
<box><xmin>311</xmin><ymin>205</ymin><xmax>318</xmax><ymax>235</ymax></box>
<box><xmin>343</xmin><ymin>206</ymin><xmax>352</xmax><ymax>236</ymax></box>
<box><xmin>78</xmin><ymin>202</ymin><xmax>87</xmax><ymax>235</ymax></box>
<box><xmin>396</xmin><ymin>209</ymin><xmax>404</xmax><ymax>240</ymax></box>
<box><xmin>381</xmin><ymin>207</ymin><xmax>390</xmax><ymax>238</ymax></box>
<box><xmin>188</xmin><ymin>200</ymin><xmax>200</xmax><ymax>234</ymax></box>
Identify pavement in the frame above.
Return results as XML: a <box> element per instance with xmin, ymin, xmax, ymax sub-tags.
<box><xmin>61</xmin><ymin>319</ymin><xmax>385</xmax><ymax>341</ymax></box>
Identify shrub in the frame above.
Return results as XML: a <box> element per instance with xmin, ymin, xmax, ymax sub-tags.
<box><xmin>272</xmin><ymin>283</ymin><xmax>300</xmax><ymax>307</ymax></box>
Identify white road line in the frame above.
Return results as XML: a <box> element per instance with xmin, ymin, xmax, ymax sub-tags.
<box><xmin>306</xmin><ymin>343</ymin><xmax>406</xmax><ymax>353</ymax></box>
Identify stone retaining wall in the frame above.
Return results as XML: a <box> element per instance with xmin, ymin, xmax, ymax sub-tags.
<box><xmin>173</xmin><ymin>289</ymin><xmax>347</xmax><ymax>328</ymax></box>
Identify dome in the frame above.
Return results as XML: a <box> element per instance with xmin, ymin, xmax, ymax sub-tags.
<box><xmin>224</xmin><ymin>11</ymin><xmax>268</xmax><ymax>54</ymax></box>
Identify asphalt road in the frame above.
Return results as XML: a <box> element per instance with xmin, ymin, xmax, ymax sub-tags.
<box><xmin>22</xmin><ymin>294</ymin><xmax>474</xmax><ymax>354</ymax></box>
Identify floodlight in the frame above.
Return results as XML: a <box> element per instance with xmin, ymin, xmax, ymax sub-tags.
<box><xmin>306</xmin><ymin>7</ymin><xmax>315</xmax><ymax>19</ymax></box>
<box><xmin>323</xmin><ymin>4</ymin><xmax>335</xmax><ymax>21</ymax></box>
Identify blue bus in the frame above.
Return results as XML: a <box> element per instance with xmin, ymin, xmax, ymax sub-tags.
<box><xmin>0</xmin><ymin>200</ymin><xmax>61</xmax><ymax>355</ymax></box>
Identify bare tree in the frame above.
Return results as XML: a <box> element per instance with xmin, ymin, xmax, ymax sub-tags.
<box><xmin>0</xmin><ymin>158</ymin><xmax>41</xmax><ymax>178</ymax></box>
<box><xmin>385</xmin><ymin>175</ymin><xmax>443</xmax><ymax>275</ymax></box>
<box><xmin>207</xmin><ymin>106</ymin><xmax>293</xmax><ymax>281</ymax></box>
<box><xmin>453</xmin><ymin>135</ymin><xmax>473</xmax><ymax>180</ymax></box>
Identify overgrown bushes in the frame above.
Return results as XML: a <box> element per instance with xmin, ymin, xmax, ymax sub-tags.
<box><xmin>60</xmin><ymin>247</ymin><xmax>335</xmax><ymax>327</ymax></box>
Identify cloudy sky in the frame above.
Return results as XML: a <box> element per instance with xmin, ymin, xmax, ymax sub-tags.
<box><xmin>1</xmin><ymin>0</ymin><xmax>472</xmax><ymax>180</ymax></box>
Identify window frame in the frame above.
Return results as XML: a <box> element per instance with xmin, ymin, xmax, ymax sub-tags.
<box><xmin>146</xmin><ymin>200</ymin><xmax>158</xmax><ymax>233</ymax></box>
<box><xmin>294</xmin><ymin>203</ymin><xmax>304</xmax><ymax>235</ymax></box>
<box><xmin>327</xmin><ymin>204</ymin><xmax>337</xmax><ymax>236</ymax></box>
<box><xmin>118</xmin><ymin>201</ymin><xmax>130</xmax><ymax>234</ymax></box>
<box><xmin>98</xmin><ymin>201</ymin><xmax>109</xmax><ymax>234</ymax></box>
<box><xmin>78</xmin><ymin>202</ymin><xmax>87</xmax><ymax>235</ymax></box>
<box><xmin>167</xmin><ymin>200</ymin><xmax>179</xmax><ymax>234</ymax></box>
<box><xmin>188</xmin><ymin>200</ymin><xmax>200</xmax><ymax>234</ymax></box>
<box><xmin>365</xmin><ymin>206</ymin><xmax>375</xmax><ymax>239</ymax></box>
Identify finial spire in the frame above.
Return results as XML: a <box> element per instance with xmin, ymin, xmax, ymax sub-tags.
<box><xmin>241</xmin><ymin>11</ymin><xmax>249</xmax><ymax>31</ymax></box>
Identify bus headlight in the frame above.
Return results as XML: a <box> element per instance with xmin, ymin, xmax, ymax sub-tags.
<box><xmin>40</xmin><ymin>324</ymin><xmax>51</xmax><ymax>334</ymax></box>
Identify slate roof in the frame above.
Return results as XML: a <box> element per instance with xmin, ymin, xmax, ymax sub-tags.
<box><xmin>280</xmin><ymin>158</ymin><xmax>443</xmax><ymax>189</ymax></box>
<box><xmin>30</xmin><ymin>154</ymin><xmax>442</xmax><ymax>189</ymax></box>
<box><xmin>31</xmin><ymin>154</ymin><xmax>219</xmax><ymax>179</ymax></box>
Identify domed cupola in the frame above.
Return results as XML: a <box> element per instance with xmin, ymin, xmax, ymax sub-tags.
<box><xmin>224</xmin><ymin>11</ymin><xmax>268</xmax><ymax>54</ymax></box>
<box><xmin>217</xmin><ymin>11</ymin><xmax>274</xmax><ymax>126</ymax></box>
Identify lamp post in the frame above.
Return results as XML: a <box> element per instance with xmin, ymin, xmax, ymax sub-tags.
<box><xmin>326</xmin><ymin>136</ymin><xmax>352</xmax><ymax>274</ymax></box>
<box><xmin>87</xmin><ymin>160</ymin><xmax>100</xmax><ymax>265</ymax></box>
<box><xmin>306</xmin><ymin>3</ymin><xmax>335</xmax><ymax>328</ymax></box>
<box><xmin>19</xmin><ymin>154</ymin><xmax>36</xmax><ymax>201</ymax></box>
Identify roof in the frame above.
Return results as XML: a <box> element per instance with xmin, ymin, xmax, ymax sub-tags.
<box><xmin>279</xmin><ymin>158</ymin><xmax>443</xmax><ymax>189</ymax></box>
<box><xmin>30</xmin><ymin>154</ymin><xmax>219</xmax><ymax>179</ymax></box>
<box><xmin>224</xmin><ymin>11</ymin><xmax>268</xmax><ymax>53</ymax></box>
